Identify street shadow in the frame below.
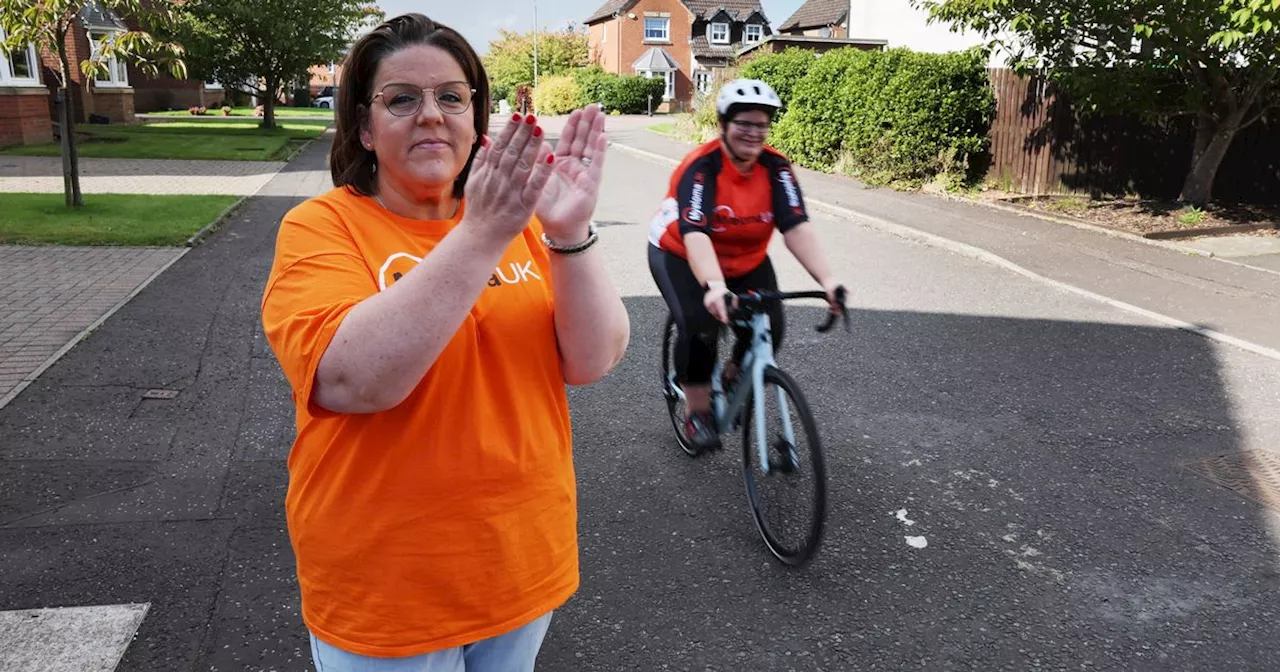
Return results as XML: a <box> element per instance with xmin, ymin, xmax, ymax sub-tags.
<box><xmin>544</xmin><ymin>296</ymin><xmax>1280</xmax><ymax>669</ymax></box>
<box><xmin>0</xmin><ymin>195</ymin><xmax>1278</xmax><ymax>669</ymax></box>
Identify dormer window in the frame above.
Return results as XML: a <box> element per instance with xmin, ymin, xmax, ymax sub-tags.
<box><xmin>709</xmin><ymin>22</ymin><xmax>729</xmax><ymax>44</ymax></box>
<box><xmin>744</xmin><ymin>25</ymin><xmax>763</xmax><ymax>44</ymax></box>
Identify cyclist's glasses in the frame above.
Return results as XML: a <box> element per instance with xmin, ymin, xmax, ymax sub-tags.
<box><xmin>372</xmin><ymin>82</ymin><xmax>475</xmax><ymax>116</ymax></box>
<box><xmin>730</xmin><ymin>119</ymin><xmax>771</xmax><ymax>135</ymax></box>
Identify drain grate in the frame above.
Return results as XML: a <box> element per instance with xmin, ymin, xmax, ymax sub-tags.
<box><xmin>1178</xmin><ymin>450</ymin><xmax>1280</xmax><ymax>511</ymax></box>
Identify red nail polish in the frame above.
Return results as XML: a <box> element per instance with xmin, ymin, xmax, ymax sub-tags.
<box><xmin>533</xmin><ymin>126</ymin><xmax>543</xmax><ymax>137</ymax></box>
<box><xmin>512</xmin><ymin>113</ymin><xmax>522</xmax><ymax>122</ymax></box>
<box><xmin>480</xmin><ymin>136</ymin><xmax>489</xmax><ymax>147</ymax></box>
<box><xmin>547</xmin><ymin>154</ymin><xmax>555</xmax><ymax>164</ymax></box>
<box><xmin>525</xmin><ymin>114</ymin><xmax>536</xmax><ymax>125</ymax></box>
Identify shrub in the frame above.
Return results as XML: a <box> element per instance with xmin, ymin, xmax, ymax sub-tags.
<box><xmin>533</xmin><ymin>75</ymin><xmax>580</xmax><ymax>115</ymax></box>
<box><xmin>490</xmin><ymin>83</ymin><xmax>511</xmax><ymax>109</ymax></box>
<box><xmin>772</xmin><ymin>47</ymin><xmax>995</xmax><ymax>186</ymax></box>
<box><xmin>738</xmin><ymin>47</ymin><xmax>818</xmax><ymax>111</ymax></box>
<box><xmin>604</xmin><ymin>75</ymin><xmax>666</xmax><ymax>114</ymax></box>
<box><xmin>572</xmin><ymin>66</ymin><xmax>613</xmax><ymax>108</ymax></box>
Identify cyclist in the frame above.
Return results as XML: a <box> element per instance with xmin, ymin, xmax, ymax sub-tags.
<box><xmin>648</xmin><ymin>78</ymin><xmax>843</xmax><ymax>454</ymax></box>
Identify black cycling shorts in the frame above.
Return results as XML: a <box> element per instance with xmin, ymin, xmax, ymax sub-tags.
<box><xmin>648</xmin><ymin>244</ymin><xmax>784</xmax><ymax>385</ymax></box>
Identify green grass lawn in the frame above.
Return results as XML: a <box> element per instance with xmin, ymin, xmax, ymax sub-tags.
<box><xmin>0</xmin><ymin>120</ymin><xmax>327</xmax><ymax>161</ymax></box>
<box><xmin>149</xmin><ymin>106</ymin><xmax>334</xmax><ymax>118</ymax></box>
<box><xmin>648</xmin><ymin>123</ymin><xmax>676</xmax><ymax>136</ymax></box>
<box><xmin>0</xmin><ymin>193</ymin><xmax>241</xmax><ymax>246</ymax></box>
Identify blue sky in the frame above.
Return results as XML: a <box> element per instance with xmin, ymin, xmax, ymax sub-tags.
<box><xmin>372</xmin><ymin>1</ymin><xmax>812</xmax><ymax>54</ymax></box>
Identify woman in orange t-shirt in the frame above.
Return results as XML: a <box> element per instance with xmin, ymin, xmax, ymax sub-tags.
<box><xmin>259</xmin><ymin>13</ymin><xmax>629</xmax><ymax>671</ymax></box>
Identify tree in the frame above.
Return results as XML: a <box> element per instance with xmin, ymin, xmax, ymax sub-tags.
<box><xmin>484</xmin><ymin>26</ymin><xmax>589</xmax><ymax>94</ymax></box>
<box><xmin>914</xmin><ymin>0</ymin><xmax>1280</xmax><ymax>205</ymax></box>
<box><xmin>0</xmin><ymin>0</ymin><xmax>187</xmax><ymax>207</ymax></box>
<box><xmin>166</xmin><ymin>0</ymin><xmax>381</xmax><ymax>129</ymax></box>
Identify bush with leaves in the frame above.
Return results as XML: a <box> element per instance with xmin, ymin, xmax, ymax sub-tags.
<box><xmin>738</xmin><ymin>47</ymin><xmax>818</xmax><ymax>111</ymax></box>
<box><xmin>533</xmin><ymin>75</ymin><xmax>581</xmax><ymax>115</ymax></box>
<box><xmin>490</xmin><ymin>82</ymin><xmax>510</xmax><ymax>109</ymax></box>
<box><xmin>604</xmin><ymin>75</ymin><xmax>667</xmax><ymax>114</ymax></box>
<box><xmin>571</xmin><ymin>66</ymin><xmax>613</xmax><ymax>107</ymax></box>
<box><xmin>771</xmin><ymin>46</ymin><xmax>994</xmax><ymax>186</ymax></box>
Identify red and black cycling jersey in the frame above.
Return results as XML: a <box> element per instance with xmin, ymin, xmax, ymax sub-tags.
<box><xmin>649</xmin><ymin>139</ymin><xmax>809</xmax><ymax>279</ymax></box>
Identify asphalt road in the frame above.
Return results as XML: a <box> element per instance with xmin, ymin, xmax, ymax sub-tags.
<box><xmin>2</xmin><ymin>129</ymin><xmax>1280</xmax><ymax>671</ymax></box>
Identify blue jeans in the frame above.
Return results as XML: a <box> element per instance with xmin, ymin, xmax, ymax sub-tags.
<box><xmin>309</xmin><ymin>612</ymin><xmax>553</xmax><ymax>672</ymax></box>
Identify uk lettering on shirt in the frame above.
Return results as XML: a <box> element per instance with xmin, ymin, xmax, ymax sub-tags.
<box><xmin>377</xmin><ymin>252</ymin><xmax>542</xmax><ymax>292</ymax></box>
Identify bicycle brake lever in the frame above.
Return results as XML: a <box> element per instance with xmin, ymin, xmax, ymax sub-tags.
<box><xmin>815</xmin><ymin>285</ymin><xmax>850</xmax><ymax>334</ymax></box>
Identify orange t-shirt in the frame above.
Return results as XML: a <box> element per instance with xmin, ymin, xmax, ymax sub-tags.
<box><xmin>260</xmin><ymin>186</ymin><xmax>577</xmax><ymax>657</ymax></box>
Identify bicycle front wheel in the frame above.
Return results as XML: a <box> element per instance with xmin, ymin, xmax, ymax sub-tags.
<box><xmin>742</xmin><ymin>365</ymin><xmax>828</xmax><ymax>566</ymax></box>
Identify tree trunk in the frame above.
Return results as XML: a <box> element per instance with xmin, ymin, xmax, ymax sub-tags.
<box><xmin>262</xmin><ymin>74</ymin><xmax>277</xmax><ymax>130</ymax></box>
<box><xmin>57</xmin><ymin>45</ymin><xmax>83</xmax><ymax>207</ymax></box>
<box><xmin>1179</xmin><ymin>113</ymin><xmax>1243</xmax><ymax>206</ymax></box>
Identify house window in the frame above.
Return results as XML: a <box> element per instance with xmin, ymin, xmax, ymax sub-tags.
<box><xmin>0</xmin><ymin>30</ymin><xmax>39</xmax><ymax>85</ymax></box>
<box><xmin>695</xmin><ymin>71</ymin><xmax>713</xmax><ymax>94</ymax></box>
<box><xmin>709</xmin><ymin>22</ymin><xmax>729</xmax><ymax>44</ymax></box>
<box><xmin>89</xmin><ymin>31</ymin><xmax>128</xmax><ymax>87</ymax></box>
<box><xmin>644</xmin><ymin>17</ymin><xmax>669</xmax><ymax>42</ymax></box>
<box><xmin>744</xmin><ymin>25</ymin><xmax>763</xmax><ymax>44</ymax></box>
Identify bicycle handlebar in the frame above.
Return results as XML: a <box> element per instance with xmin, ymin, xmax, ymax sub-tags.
<box><xmin>730</xmin><ymin>285</ymin><xmax>850</xmax><ymax>333</ymax></box>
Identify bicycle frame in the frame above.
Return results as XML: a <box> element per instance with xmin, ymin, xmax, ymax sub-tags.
<box><xmin>707</xmin><ymin>311</ymin><xmax>794</xmax><ymax>476</ymax></box>
<box><xmin>665</xmin><ymin>287</ymin><xmax>847</xmax><ymax>475</ymax></box>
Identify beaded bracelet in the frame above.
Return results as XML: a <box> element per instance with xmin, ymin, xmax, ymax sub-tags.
<box><xmin>542</xmin><ymin>223</ymin><xmax>599</xmax><ymax>256</ymax></box>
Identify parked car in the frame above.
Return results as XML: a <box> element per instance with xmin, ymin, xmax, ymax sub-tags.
<box><xmin>313</xmin><ymin>86</ymin><xmax>337</xmax><ymax>109</ymax></box>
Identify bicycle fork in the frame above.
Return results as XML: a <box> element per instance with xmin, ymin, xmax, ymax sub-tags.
<box><xmin>743</xmin><ymin>313</ymin><xmax>797</xmax><ymax>476</ymax></box>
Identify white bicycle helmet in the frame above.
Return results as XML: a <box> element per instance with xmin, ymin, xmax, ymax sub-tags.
<box><xmin>715</xmin><ymin>78</ymin><xmax>782</xmax><ymax>117</ymax></box>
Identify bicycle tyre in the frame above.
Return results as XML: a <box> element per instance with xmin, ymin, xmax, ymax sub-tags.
<box><xmin>741</xmin><ymin>365</ymin><xmax>828</xmax><ymax>566</ymax></box>
<box><xmin>661</xmin><ymin>314</ymin><xmax>699</xmax><ymax>457</ymax></box>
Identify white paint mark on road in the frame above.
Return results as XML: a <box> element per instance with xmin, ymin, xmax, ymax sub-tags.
<box><xmin>895</xmin><ymin>509</ymin><xmax>916</xmax><ymax>526</ymax></box>
<box><xmin>906</xmin><ymin>536</ymin><xmax>928</xmax><ymax>549</ymax></box>
<box><xmin>0</xmin><ymin>603</ymin><xmax>148</xmax><ymax>672</ymax></box>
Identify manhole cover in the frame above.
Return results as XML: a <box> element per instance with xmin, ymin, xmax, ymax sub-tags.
<box><xmin>1178</xmin><ymin>450</ymin><xmax>1280</xmax><ymax>511</ymax></box>
<box><xmin>141</xmin><ymin>389</ymin><xmax>180</xmax><ymax>400</ymax></box>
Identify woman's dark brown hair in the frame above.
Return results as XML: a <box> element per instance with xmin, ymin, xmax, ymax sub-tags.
<box><xmin>330</xmin><ymin>13</ymin><xmax>490</xmax><ymax>199</ymax></box>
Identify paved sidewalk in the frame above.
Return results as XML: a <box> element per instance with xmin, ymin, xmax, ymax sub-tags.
<box><xmin>609</xmin><ymin>125</ymin><xmax>1280</xmax><ymax>353</ymax></box>
<box><xmin>0</xmin><ymin>246</ymin><xmax>185</xmax><ymax>408</ymax></box>
<box><xmin>0</xmin><ymin>156</ymin><xmax>285</xmax><ymax>196</ymax></box>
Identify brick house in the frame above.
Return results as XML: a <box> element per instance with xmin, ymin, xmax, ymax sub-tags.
<box><xmin>0</xmin><ymin>1</ymin><xmax>129</xmax><ymax>149</ymax></box>
<box><xmin>50</xmin><ymin>2</ymin><xmax>138</xmax><ymax>124</ymax></box>
<box><xmin>778</xmin><ymin>0</ymin><xmax>850</xmax><ymax>37</ymax></box>
<box><xmin>584</xmin><ymin>0</ymin><xmax>774</xmax><ymax>111</ymax></box>
<box><xmin>0</xmin><ymin>27</ymin><xmax>51</xmax><ymax>147</ymax></box>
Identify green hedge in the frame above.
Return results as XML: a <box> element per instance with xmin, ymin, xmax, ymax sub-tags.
<box><xmin>572</xmin><ymin>66</ymin><xmax>666</xmax><ymax>114</ymax></box>
<box><xmin>738</xmin><ymin>47</ymin><xmax>818</xmax><ymax>113</ymax></box>
<box><xmin>745</xmin><ymin>47</ymin><xmax>995</xmax><ymax>186</ymax></box>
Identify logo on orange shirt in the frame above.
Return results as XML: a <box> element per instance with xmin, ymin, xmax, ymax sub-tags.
<box><xmin>378</xmin><ymin>253</ymin><xmax>543</xmax><ymax>291</ymax></box>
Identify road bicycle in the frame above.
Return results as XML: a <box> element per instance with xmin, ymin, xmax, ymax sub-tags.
<box><xmin>660</xmin><ymin>286</ymin><xmax>848</xmax><ymax>566</ymax></box>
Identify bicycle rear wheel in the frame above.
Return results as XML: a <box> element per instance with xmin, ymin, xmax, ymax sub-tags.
<box><xmin>661</xmin><ymin>314</ymin><xmax>699</xmax><ymax>456</ymax></box>
<box><xmin>742</xmin><ymin>365</ymin><xmax>827</xmax><ymax>566</ymax></box>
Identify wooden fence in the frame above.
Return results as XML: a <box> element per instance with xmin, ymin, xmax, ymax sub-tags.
<box><xmin>985</xmin><ymin>68</ymin><xmax>1280</xmax><ymax>203</ymax></box>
